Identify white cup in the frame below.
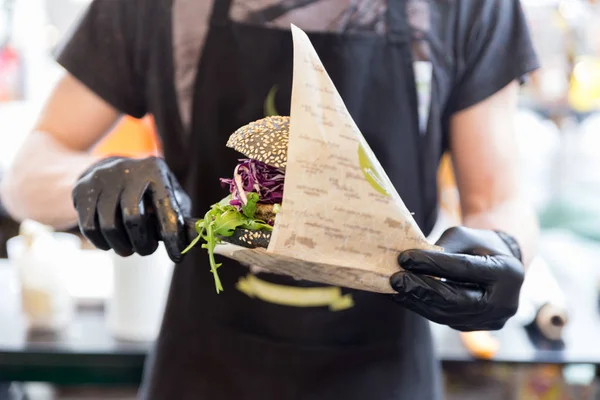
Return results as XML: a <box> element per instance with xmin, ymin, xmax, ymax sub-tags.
<box><xmin>105</xmin><ymin>243</ymin><xmax>174</xmax><ymax>342</ymax></box>
<box><xmin>6</xmin><ymin>232</ymin><xmax>81</xmax><ymax>332</ymax></box>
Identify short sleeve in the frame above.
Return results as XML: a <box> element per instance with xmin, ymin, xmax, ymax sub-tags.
<box><xmin>448</xmin><ymin>0</ymin><xmax>540</xmax><ymax>114</ymax></box>
<box><xmin>54</xmin><ymin>0</ymin><xmax>147</xmax><ymax>118</ymax></box>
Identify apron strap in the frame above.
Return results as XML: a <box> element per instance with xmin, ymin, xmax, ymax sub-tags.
<box><xmin>210</xmin><ymin>0</ymin><xmax>233</xmax><ymax>26</ymax></box>
<box><xmin>387</xmin><ymin>0</ymin><xmax>411</xmax><ymax>44</ymax></box>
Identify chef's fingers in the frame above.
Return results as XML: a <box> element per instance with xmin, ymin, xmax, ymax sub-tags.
<box><xmin>97</xmin><ymin>187</ymin><xmax>133</xmax><ymax>257</ymax></box>
<box><xmin>73</xmin><ymin>185</ymin><xmax>110</xmax><ymax>251</ymax></box>
<box><xmin>398</xmin><ymin>250</ymin><xmax>500</xmax><ymax>285</ymax></box>
<box><xmin>169</xmin><ymin>174</ymin><xmax>192</xmax><ymax>217</ymax></box>
<box><xmin>391</xmin><ymin>272</ymin><xmax>484</xmax><ymax>324</ymax></box>
<box><xmin>149</xmin><ymin>182</ymin><xmax>187</xmax><ymax>263</ymax></box>
<box><xmin>121</xmin><ymin>183</ymin><xmax>159</xmax><ymax>257</ymax></box>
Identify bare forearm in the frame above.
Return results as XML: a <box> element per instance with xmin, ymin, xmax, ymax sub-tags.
<box><xmin>0</xmin><ymin>131</ymin><xmax>100</xmax><ymax>230</ymax></box>
<box><xmin>461</xmin><ymin>197</ymin><xmax>539</xmax><ymax>268</ymax></box>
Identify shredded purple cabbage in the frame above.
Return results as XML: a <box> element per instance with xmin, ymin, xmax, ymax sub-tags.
<box><xmin>220</xmin><ymin>159</ymin><xmax>285</xmax><ymax>208</ymax></box>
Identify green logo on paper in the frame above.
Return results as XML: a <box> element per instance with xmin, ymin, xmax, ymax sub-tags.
<box><xmin>358</xmin><ymin>144</ymin><xmax>390</xmax><ymax>197</ymax></box>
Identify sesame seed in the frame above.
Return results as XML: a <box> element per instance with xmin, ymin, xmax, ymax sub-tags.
<box><xmin>226</xmin><ymin>116</ymin><xmax>290</xmax><ymax>169</ymax></box>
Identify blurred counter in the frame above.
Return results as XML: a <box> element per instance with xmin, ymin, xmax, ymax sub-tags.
<box><xmin>0</xmin><ymin>231</ymin><xmax>599</xmax><ymax>386</ymax></box>
<box><xmin>0</xmin><ymin>259</ymin><xmax>145</xmax><ymax>385</ymax></box>
<box><xmin>434</xmin><ymin>229</ymin><xmax>600</xmax><ymax>366</ymax></box>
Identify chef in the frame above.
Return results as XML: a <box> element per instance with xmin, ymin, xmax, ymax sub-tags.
<box><xmin>1</xmin><ymin>1</ymin><xmax>540</xmax><ymax>398</ymax></box>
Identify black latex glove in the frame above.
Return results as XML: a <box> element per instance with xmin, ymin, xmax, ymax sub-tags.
<box><xmin>391</xmin><ymin>226</ymin><xmax>525</xmax><ymax>331</ymax></box>
<box><xmin>72</xmin><ymin>156</ymin><xmax>191</xmax><ymax>262</ymax></box>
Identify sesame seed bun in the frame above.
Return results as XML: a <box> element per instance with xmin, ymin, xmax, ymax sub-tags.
<box><xmin>226</xmin><ymin>116</ymin><xmax>290</xmax><ymax>169</ymax></box>
<box><xmin>222</xmin><ymin>228</ymin><xmax>272</xmax><ymax>249</ymax></box>
<box><xmin>221</xmin><ymin>116</ymin><xmax>287</xmax><ymax>249</ymax></box>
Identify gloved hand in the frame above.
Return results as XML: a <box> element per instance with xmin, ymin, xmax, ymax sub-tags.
<box><xmin>391</xmin><ymin>226</ymin><xmax>525</xmax><ymax>331</ymax></box>
<box><xmin>72</xmin><ymin>156</ymin><xmax>191</xmax><ymax>262</ymax></box>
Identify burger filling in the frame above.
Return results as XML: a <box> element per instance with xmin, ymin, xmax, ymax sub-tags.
<box><xmin>182</xmin><ymin>159</ymin><xmax>285</xmax><ymax>293</ymax></box>
<box><xmin>220</xmin><ymin>158</ymin><xmax>284</xmax><ymax>225</ymax></box>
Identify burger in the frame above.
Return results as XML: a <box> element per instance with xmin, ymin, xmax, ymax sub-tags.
<box><xmin>183</xmin><ymin>115</ymin><xmax>290</xmax><ymax>292</ymax></box>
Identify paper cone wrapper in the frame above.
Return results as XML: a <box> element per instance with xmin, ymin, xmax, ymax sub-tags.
<box><xmin>214</xmin><ymin>25</ymin><xmax>442</xmax><ymax>294</ymax></box>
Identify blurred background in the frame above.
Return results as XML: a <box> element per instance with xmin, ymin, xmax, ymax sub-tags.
<box><xmin>2</xmin><ymin>0</ymin><xmax>600</xmax><ymax>399</ymax></box>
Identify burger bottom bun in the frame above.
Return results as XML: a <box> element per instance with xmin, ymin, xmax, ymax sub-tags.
<box><xmin>221</xmin><ymin>228</ymin><xmax>271</xmax><ymax>249</ymax></box>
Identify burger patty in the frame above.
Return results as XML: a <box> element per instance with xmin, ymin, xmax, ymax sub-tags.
<box><xmin>219</xmin><ymin>203</ymin><xmax>277</xmax><ymax>249</ymax></box>
<box><xmin>255</xmin><ymin>203</ymin><xmax>278</xmax><ymax>223</ymax></box>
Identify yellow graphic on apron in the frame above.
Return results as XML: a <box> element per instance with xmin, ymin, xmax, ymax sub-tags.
<box><xmin>264</xmin><ymin>85</ymin><xmax>280</xmax><ymax>117</ymax></box>
<box><xmin>236</xmin><ymin>274</ymin><xmax>354</xmax><ymax>311</ymax></box>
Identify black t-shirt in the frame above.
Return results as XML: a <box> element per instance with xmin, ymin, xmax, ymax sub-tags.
<box><xmin>56</xmin><ymin>1</ymin><xmax>539</xmax><ymax>398</ymax></box>
<box><xmin>57</xmin><ymin>0</ymin><xmax>539</xmax><ymax>147</ymax></box>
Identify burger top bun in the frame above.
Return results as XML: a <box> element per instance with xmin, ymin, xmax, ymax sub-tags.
<box><xmin>226</xmin><ymin>116</ymin><xmax>290</xmax><ymax>169</ymax></box>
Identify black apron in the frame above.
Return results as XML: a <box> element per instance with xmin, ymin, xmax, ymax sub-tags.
<box><xmin>141</xmin><ymin>1</ymin><xmax>443</xmax><ymax>399</ymax></box>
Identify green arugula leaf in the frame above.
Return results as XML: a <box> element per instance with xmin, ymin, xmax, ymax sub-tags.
<box><xmin>242</xmin><ymin>192</ymin><xmax>259</xmax><ymax>218</ymax></box>
<box><xmin>213</xmin><ymin>210</ymin><xmax>247</xmax><ymax>236</ymax></box>
<box><xmin>243</xmin><ymin>219</ymin><xmax>273</xmax><ymax>231</ymax></box>
<box><xmin>218</xmin><ymin>195</ymin><xmax>232</xmax><ymax>207</ymax></box>
<box><xmin>181</xmin><ymin>195</ymin><xmax>273</xmax><ymax>294</ymax></box>
<box><xmin>201</xmin><ymin>221</ymin><xmax>223</xmax><ymax>293</ymax></box>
